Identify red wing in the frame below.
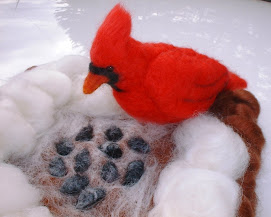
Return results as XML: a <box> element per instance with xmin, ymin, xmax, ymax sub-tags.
<box><xmin>145</xmin><ymin>49</ymin><xmax>229</xmax><ymax>119</ymax></box>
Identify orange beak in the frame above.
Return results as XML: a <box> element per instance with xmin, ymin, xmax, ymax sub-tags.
<box><xmin>83</xmin><ymin>73</ymin><xmax>109</xmax><ymax>94</ymax></box>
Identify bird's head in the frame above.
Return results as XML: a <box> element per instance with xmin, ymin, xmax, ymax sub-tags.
<box><xmin>83</xmin><ymin>4</ymin><xmax>134</xmax><ymax>94</ymax></box>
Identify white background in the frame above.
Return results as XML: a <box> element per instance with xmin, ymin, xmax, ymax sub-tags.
<box><xmin>0</xmin><ymin>0</ymin><xmax>270</xmax><ymax>216</ymax></box>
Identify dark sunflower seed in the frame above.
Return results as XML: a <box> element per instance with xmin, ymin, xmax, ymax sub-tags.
<box><xmin>75</xmin><ymin>125</ymin><xmax>93</xmax><ymax>142</ymax></box>
<box><xmin>105</xmin><ymin>126</ymin><xmax>123</xmax><ymax>142</ymax></box>
<box><xmin>99</xmin><ymin>142</ymin><xmax>123</xmax><ymax>159</ymax></box>
<box><xmin>101</xmin><ymin>161</ymin><xmax>119</xmax><ymax>183</ymax></box>
<box><xmin>123</xmin><ymin>160</ymin><xmax>144</xmax><ymax>187</ymax></box>
<box><xmin>55</xmin><ymin>139</ymin><xmax>74</xmax><ymax>156</ymax></box>
<box><xmin>127</xmin><ymin>137</ymin><xmax>150</xmax><ymax>154</ymax></box>
<box><xmin>76</xmin><ymin>187</ymin><xmax>106</xmax><ymax>210</ymax></box>
<box><xmin>60</xmin><ymin>174</ymin><xmax>89</xmax><ymax>195</ymax></box>
<box><xmin>74</xmin><ymin>149</ymin><xmax>91</xmax><ymax>173</ymax></box>
<box><xmin>49</xmin><ymin>157</ymin><xmax>67</xmax><ymax>177</ymax></box>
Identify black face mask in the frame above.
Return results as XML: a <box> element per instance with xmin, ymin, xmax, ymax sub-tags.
<box><xmin>89</xmin><ymin>63</ymin><xmax>123</xmax><ymax>92</ymax></box>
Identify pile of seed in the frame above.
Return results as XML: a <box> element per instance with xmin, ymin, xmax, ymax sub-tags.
<box><xmin>48</xmin><ymin>125</ymin><xmax>151</xmax><ymax>210</ymax></box>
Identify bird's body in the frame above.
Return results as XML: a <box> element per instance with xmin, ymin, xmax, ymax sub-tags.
<box><xmin>83</xmin><ymin>4</ymin><xmax>247</xmax><ymax>124</ymax></box>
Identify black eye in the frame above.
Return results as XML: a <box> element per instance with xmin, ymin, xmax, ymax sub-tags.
<box><xmin>106</xmin><ymin>66</ymin><xmax>114</xmax><ymax>72</ymax></box>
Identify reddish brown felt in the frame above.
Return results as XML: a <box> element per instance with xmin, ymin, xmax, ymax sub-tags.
<box><xmin>210</xmin><ymin>90</ymin><xmax>260</xmax><ymax>121</ymax></box>
<box><xmin>211</xmin><ymin>90</ymin><xmax>265</xmax><ymax>217</ymax></box>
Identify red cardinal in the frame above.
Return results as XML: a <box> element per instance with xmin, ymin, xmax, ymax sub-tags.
<box><xmin>83</xmin><ymin>4</ymin><xmax>247</xmax><ymax>124</ymax></box>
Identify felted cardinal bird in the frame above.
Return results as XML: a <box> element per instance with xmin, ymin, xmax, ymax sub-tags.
<box><xmin>83</xmin><ymin>4</ymin><xmax>247</xmax><ymax>124</ymax></box>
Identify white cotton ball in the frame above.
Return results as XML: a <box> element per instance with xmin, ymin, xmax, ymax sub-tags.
<box><xmin>149</xmin><ymin>162</ymin><xmax>240</xmax><ymax>217</ymax></box>
<box><xmin>0</xmin><ymin>97</ymin><xmax>21</xmax><ymax>115</ymax></box>
<box><xmin>22</xmin><ymin>55</ymin><xmax>123</xmax><ymax>117</ymax></box>
<box><xmin>172</xmin><ymin>114</ymin><xmax>249</xmax><ymax>179</ymax></box>
<box><xmin>3</xmin><ymin>206</ymin><xmax>53</xmax><ymax>217</ymax></box>
<box><xmin>55</xmin><ymin>55</ymin><xmax>89</xmax><ymax>78</ymax></box>
<box><xmin>0</xmin><ymin>163</ymin><xmax>41</xmax><ymax>215</ymax></box>
<box><xmin>22</xmin><ymin>69</ymin><xmax>72</xmax><ymax>107</ymax></box>
<box><xmin>35</xmin><ymin>55</ymin><xmax>89</xmax><ymax>80</ymax></box>
<box><xmin>0</xmin><ymin>108</ymin><xmax>36</xmax><ymax>161</ymax></box>
<box><xmin>0</xmin><ymin>80</ymin><xmax>54</xmax><ymax>133</ymax></box>
<box><xmin>68</xmin><ymin>78</ymin><xmax>124</xmax><ymax>117</ymax></box>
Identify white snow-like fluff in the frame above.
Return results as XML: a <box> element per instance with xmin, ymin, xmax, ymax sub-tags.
<box><xmin>0</xmin><ymin>163</ymin><xmax>41</xmax><ymax>216</ymax></box>
<box><xmin>3</xmin><ymin>207</ymin><xmax>53</xmax><ymax>217</ymax></box>
<box><xmin>0</xmin><ymin>98</ymin><xmax>36</xmax><ymax>161</ymax></box>
<box><xmin>0</xmin><ymin>97</ymin><xmax>21</xmax><ymax>114</ymax></box>
<box><xmin>54</xmin><ymin>56</ymin><xmax>123</xmax><ymax>117</ymax></box>
<box><xmin>149</xmin><ymin>162</ymin><xmax>240</xmax><ymax>217</ymax></box>
<box><xmin>37</xmin><ymin>55</ymin><xmax>124</xmax><ymax>117</ymax></box>
<box><xmin>68</xmin><ymin>82</ymin><xmax>124</xmax><ymax>117</ymax></box>
<box><xmin>0</xmin><ymin>80</ymin><xmax>54</xmax><ymax>133</ymax></box>
<box><xmin>22</xmin><ymin>69</ymin><xmax>72</xmax><ymax>107</ymax></box>
<box><xmin>38</xmin><ymin>55</ymin><xmax>90</xmax><ymax>80</ymax></box>
<box><xmin>54</xmin><ymin>55</ymin><xmax>90</xmax><ymax>79</ymax></box>
<box><xmin>172</xmin><ymin>114</ymin><xmax>249</xmax><ymax>179</ymax></box>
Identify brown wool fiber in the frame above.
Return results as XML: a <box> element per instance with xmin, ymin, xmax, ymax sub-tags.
<box><xmin>210</xmin><ymin>90</ymin><xmax>265</xmax><ymax>217</ymax></box>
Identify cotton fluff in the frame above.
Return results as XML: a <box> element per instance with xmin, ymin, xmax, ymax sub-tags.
<box><xmin>0</xmin><ymin>80</ymin><xmax>54</xmax><ymax>133</ymax></box>
<box><xmin>0</xmin><ymin>163</ymin><xmax>41</xmax><ymax>215</ymax></box>
<box><xmin>68</xmin><ymin>79</ymin><xmax>124</xmax><ymax>117</ymax></box>
<box><xmin>172</xmin><ymin>114</ymin><xmax>249</xmax><ymax>179</ymax></box>
<box><xmin>0</xmin><ymin>97</ymin><xmax>21</xmax><ymax>114</ymax></box>
<box><xmin>22</xmin><ymin>69</ymin><xmax>72</xmax><ymax>107</ymax></box>
<box><xmin>34</xmin><ymin>55</ymin><xmax>124</xmax><ymax>117</ymax></box>
<box><xmin>37</xmin><ymin>55</ymin><xmax>90</xmax><ymax>80</ymax></box>
<box><xmin>0</xmin><ymin>106</ymin><xmax>35</xmax><ymax>161</ymax></box>
<box><xmin>3</xmin><ymin>207</ymin><xmax>53</xmax><ymax>217</ymax></box>
<box><xmin>149</xmin><ymin>161</ymin><xmax>240</xmax><ymax>217</ymax></box>
<box><xmin>54</xmin><ymin>55</ymin><xmax>90</xmax><ymax>79</ymax></box>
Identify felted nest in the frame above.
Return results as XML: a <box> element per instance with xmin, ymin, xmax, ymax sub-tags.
<box><xmin>0</xmin><ymin>56</ymin><xmax>264</xmax><ymax>217</ymax></box>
